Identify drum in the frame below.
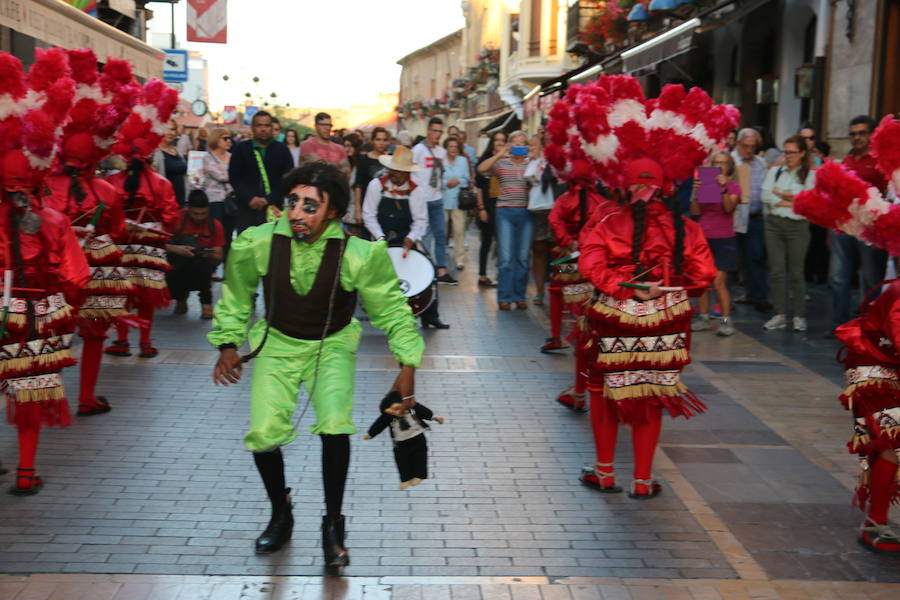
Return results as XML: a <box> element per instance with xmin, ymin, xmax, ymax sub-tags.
<box><xmin>386</xmin><ymin>247</ymin><xmax>436</xmax><ymax>315</ymax></box>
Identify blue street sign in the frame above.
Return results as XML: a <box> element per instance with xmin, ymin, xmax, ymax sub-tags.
<box><xmin>163</xmin><ymin>49</ymin><xmax>189</xmax><ymax>83</ymax></box>
<box><xmin>244</xmin><ymin>105</ymin><xmax>259</xmax><ymax>126</ymax></box>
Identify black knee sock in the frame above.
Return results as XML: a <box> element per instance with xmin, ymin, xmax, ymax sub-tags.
<box><xmin>321</xmin><ymin>434</ymin><xmax>350</xmax><ymax>518</ymax></box>
<box><xmin>253</xmin><ymin>448</ymin><xmax>287</xmax><ymax>511</ymax></box>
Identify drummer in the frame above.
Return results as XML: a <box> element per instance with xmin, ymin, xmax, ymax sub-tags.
<box><xmin>363</xmin><ymin>146</ymin><xmax>449</xmax><ymax>330</ymax></box>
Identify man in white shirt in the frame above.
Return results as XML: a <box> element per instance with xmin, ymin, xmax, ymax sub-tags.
<box><xmin>412</xmin><ymin>117</ymin><xmax>457</xmax><ymax>285</ymax></box>
<box><xmin>731</xmin><ymin>128</ymin><xmax>771</xmax><ymax>312</ymax></box>
<box><xmin>363</xmin><ymin>146</ymin><xmax>449</xmax><ymax>329</ymax></box>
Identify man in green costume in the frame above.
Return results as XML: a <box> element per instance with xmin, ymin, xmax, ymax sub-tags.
<box><xmin>209</xmin><ymin>162</ymin><xmax>424</xmax><ymax>565</ymax></box>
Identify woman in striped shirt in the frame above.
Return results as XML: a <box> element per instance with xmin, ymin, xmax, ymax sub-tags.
<box><xmin>478</xmin><ymin>130</ymin><xmax>534</xmax><ymax>310</ymax></box>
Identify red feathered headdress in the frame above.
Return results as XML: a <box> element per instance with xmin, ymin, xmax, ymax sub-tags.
<box><xmin>59</xmin><ymin>49</ymin><xmax>140</xmax><ymax>166</ymax></box>
<box><xmin>870</xmin><ymin>114</ymin><xmax>900</xmax><ymax>194</ymax></box>
<box><xmin>112</xmin><ymin>78</ymin><xmax>179</xmax><ymax>160</ymax></box>
<box><xmin>544</xmin><ymin>84</ymin><xmax>602</xmax><ymax>185</ymax></box>
<box><xmin>0</xmin><ymin>48</ymin><xmax>76</xmax><ymax>190</ymax></box>
<box><xmin>545</xmin><ymin>75</ymin><xmax>740</xmax><ymax>196</ymax></box>
<box><xmin>794</xmin><ymin>160</ymin><xmax>900</xmax><ymax>256</ymax></box>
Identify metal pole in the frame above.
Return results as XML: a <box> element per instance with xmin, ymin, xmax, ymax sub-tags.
<box><xmin>170</xmin><ymin>2</ymin><xmax>176</xmax><ymax>49</ymax></box>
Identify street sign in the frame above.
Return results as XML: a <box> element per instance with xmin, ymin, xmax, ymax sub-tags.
<box><xmin>187</xmin><ymin>0</ymin><xmax>228</xmax><ymax>44</ymax></box>
<box><xmin>243</xmin><ymin>105</ymin><xmax>259</xmax><ymax>126</ymax></box>
<box><xmin>221</xmin><ymin>105</ymin><xmax>239</xmax><ymax>127</ymax></box>
<box><xmin>163</xmin><ymin>49</ymin><xmax>189</xmax><ymax>82</ymax></box>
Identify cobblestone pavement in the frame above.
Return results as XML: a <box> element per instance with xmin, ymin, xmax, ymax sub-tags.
<box><xmin>0</xmin><ymin>236</ymin><xmax>899</xmax><ymax>598</ymax></box>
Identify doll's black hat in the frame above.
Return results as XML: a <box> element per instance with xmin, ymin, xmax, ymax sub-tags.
<box><xmin>380</xmin><ymin>390</ymin><xmax>404</xmax><ymax>413</ymax></box>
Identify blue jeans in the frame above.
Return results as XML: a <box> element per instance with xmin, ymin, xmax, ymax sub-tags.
<box><xmin>737</xmin><ymin>213</ymin><xmax>768</xmax><ymax>301</ymax></box>
<box><xmin>422</xmin><ymin>199</ymin><xmax>446</xmax><ymax>269</ymax></box>
<box><xmin>495</xmin><ymin>206</ymin><xmax>534</xmax><ymax>303</ymax></box>
<box><xmin>829</xmin><ymin>231</ymin><xmax>888</xmax><ymax>327</ymax></box>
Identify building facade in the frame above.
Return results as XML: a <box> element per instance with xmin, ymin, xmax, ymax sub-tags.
<box><xmin>0</xmin><ymin>0</ymin><xmax>162</xmax><ymax>80</ymax></box>
<box><xmin>397</xmin><ymin>30</ymin><xmax>464</xmax><ymax>139</ymax></box>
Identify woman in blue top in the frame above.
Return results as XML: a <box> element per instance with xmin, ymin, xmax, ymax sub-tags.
<box><xmin>442</xmin><ymin>137</ymin><xmax>471</xmax><ymax>270</ymax></box>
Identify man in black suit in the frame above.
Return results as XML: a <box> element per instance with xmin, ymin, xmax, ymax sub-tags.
<box><xmin>228</xmin><ymin>110</ymin><xmax>295</xmax><ymax>233</ymax></box>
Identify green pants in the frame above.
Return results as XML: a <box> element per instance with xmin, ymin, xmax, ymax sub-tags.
<box><xmin>244</xmin><ymin>319</ymin><xmax>360</xmax><ymax>452</ymax></box>
<box><xmin>764</xmin><ymin>215</ymin><xmax>810</xmax><ymax>318</ymax></box>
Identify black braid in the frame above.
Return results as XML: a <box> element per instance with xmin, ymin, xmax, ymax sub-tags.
<box><xmin>578</xmin><ymin>186</ymin><xmax>587</xmax><ymax>230</ymax></box>
<box><xmin>123</xmin><ymin>158</ymin><xmax>144</xmax><ymax>210</ymax></box>
<box><xmin>671</xmin><ymin>196</ymin><xmax>685</xmax><ymax>275</ymax></box>
<box><xmin>631</xmin><ymin>201</ymin><xmax>647</xmax><ymax>278</ymax></box>
<box><xmin>64</xmin><ymin>165</ymin><xmax>86</xmax><ymax>206</ymax></box>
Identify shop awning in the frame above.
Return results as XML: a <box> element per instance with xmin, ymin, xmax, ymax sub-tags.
<box><xmin>697</xmin><ymin>0</ymin><xmax>772</xmax><ymax>33</ymax></box>
<box><xmin>0</xmin><ymin>0</ymin><xmax>163</xmax><ymax>81</ymax></box>
<box><xmin>479</xmin><ymin>111</ymin><xmax>521</xmax><ymax>135</ymax></box>
<box><xmin>621</xmin><ymin>18</ymin><xmax>700</xmax><ymax>76</ymax></box>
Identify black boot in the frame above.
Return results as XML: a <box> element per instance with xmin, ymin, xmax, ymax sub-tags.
<box><xmin>255</xmin><ymin>488</ymin><xmax>293</xmax><ymax>554</ymax></box>
<box><xmin>322</xmin><ymin>515</ymin><xmax>349</xmax><ymax>567</ymax></box>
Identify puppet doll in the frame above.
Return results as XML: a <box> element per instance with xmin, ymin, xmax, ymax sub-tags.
<box><xmin>364</xmin><ymin>391</ymin><xmax>444</xmax><ymax>489</ymax></box>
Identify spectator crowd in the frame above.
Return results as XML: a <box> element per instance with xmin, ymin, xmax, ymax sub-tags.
<box><xmin>141</xmin><ymin>110</ymin><xmax>895</xmax><ymax>340</ymax></box>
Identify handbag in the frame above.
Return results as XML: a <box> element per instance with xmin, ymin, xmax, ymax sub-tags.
<box><xmin>525</xmin><ymin>159</ymin><xmax>555</xmax><ymax>212</ymax></box>
<box><xmin>457</xmin><ymin>187</ymin><xmax>477</xmax><ymax>211</ymax></box>
<box><xmin>527</xmin><ymin>184</ymin><xmax>555</xmax><ymax>212</ymax></box>
<box><xmin>223</xmin><ymin>190</ymin><xmax>239</xmax><ymax>217</ymax></box>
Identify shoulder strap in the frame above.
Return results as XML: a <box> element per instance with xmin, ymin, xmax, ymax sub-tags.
<box><xmin>253</xmin><ymin>148</ymin><xmax>271</xmax><ymax>196</ymax></box>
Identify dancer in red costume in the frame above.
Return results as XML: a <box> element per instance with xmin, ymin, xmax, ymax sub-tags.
<box><xmin>544</xmin><ymin>187</ymin><xmax>611</xmax><ymax>412</ymax></box>
<box><xmin>0</xmin><ymin>49</ymin><xmax>90</xmax><ymax>495</ymax></box>
<box><xmin>103</xmin><ymin>80</ymin><xmax>180</xmax><ymax>359</ymax></box>
<box><xmin>792</xmin><ymin>114</ymin><xmax>900</xmax><ymax>552</ymax></box>
<box><xmin>540</xmin><ymin>91</ymin><xmax>616</xmax><ymax>410</ymax></box>
<box><xmin>43</xmin><ymin>49</ymin><xmax>141</xmax><ymax>416</ymax></box>
<box><xmin>552</xmin><ymin>76</ymin><xmax>737</xmax><ymax>498</ymax></box>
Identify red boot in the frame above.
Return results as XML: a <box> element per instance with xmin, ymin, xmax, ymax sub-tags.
<box><xmin>10</xmin><ymin>467</ymin><xmax>43</xmax><ymax>496</ymax></box>
<box><xmin>104</xmin><ymin>339</ymin><xmax>131</xmax><ymax>357</ymax></box>
<box><xmin>77</xmin><ymin>337</ymin><xmax>112</xmax><ymax>416</ymax></box>
<box><xmin>10</xmin><ymin>428</ymin><xmax>42</xmax><ymax>496</ymax></box>
<box><xmin>556</xmin><ymin>387</ymin><xmax>586</xmax><ymax>412</ymax></box>
<box><xmin>541</xmin><ymin>337</ymin><xmax>569</xmax><ymax>353</ymax></box>
<box><xmin>580</xmin><ymin>462</ymin><xmax>622</xmax><ymax>493</ymax></box>
<box><xmin>859</xmin><ymin>518</ymin><xmax>900</xmax><ymax>552</ymax></box>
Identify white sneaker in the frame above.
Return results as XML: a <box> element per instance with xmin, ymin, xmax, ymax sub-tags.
<box><xmin>691</xmin><ymin>315</ymin><xmax>712</xmax><ymax>331</ymax></box>
<box><xmin>448</xmin><ymin>240</ymin><xmax>454</xmax><ymax>248</ymax></box>
<box><xmin>763</xmin><ymin>314</ymin><xmax>786</xmax><ymax>330</ymax></box>
<box><xmin>717</xmin><ymin>318</ymin><xmax>735</xmax><ymax>337</ymax></box>
<box><xmin>793</xmin><ymin>317</ymin><xmax>808</xmax><ymax>332</ymax></box>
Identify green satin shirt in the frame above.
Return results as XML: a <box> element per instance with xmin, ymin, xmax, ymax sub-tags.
<box><xmin>207</xmin><ymin>216</ymin><xmax>424</xmax><ymax>367</ymax></box>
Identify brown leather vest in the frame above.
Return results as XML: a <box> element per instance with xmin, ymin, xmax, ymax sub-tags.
<box><xmin>261</xmin><ymin>235</ymin><xmax>355</xmax><ymax>340</ymax></box>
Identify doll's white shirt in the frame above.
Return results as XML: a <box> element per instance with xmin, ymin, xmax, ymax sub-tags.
<box><xmin>391</xmin><ymin>411</ymin><xmax>427</xmax><ymax>442</ymax></box>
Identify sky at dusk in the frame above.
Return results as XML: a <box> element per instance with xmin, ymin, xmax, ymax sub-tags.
<box><xmin>146</xmin><ymin>0</ymin><xmax>466</xmax><ymax>111</ymax></box>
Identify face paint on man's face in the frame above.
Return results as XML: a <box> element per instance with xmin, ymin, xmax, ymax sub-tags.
<box><xmin>286</xmin><ymin>185</ymin><xmax>330</xmax><ymax>242</ymax></box>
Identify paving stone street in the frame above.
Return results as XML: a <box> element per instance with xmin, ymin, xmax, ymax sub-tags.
<box><xmin>1</xmin><ymin>237</ymin><xmax>899</xmax><ymax>599</ymax></box>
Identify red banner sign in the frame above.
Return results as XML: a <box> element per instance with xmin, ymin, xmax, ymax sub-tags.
<box><xmin>187</xmin><ymin>0</ymin><xmax>227</xmax><ymax>44</ymax></box>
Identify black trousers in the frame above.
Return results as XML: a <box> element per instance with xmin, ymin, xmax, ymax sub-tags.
<box><xmin>477</xmin><ymin>197</ymin><xmax>497</xmax><ymax>277</ymax></box>
<box><xmin>209</xmin><ymin>202</ymin><xmax>235</xmax><ymax>260</ymax></box>
<box><xmin>166</xmin><ymin>257</ymin><xmax>217</xmax><ymax>304</ymax></box>
<box><xmin>393</xmin><ymin>434</ymin><xmax>428</xmax><ymax>482</ymax></box>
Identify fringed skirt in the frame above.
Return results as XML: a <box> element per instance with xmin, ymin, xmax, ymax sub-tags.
<box><xmin>839</xmin><ymin>362</ymin><xmax>900</xmax><ymax>511</ymax></box>
<box><xmin>550</xmin><ymin>250</ymin><xmax>592</xmax><ymax>317</ymax></box>
<box><xmin>585</xmin><ymin>290</ymin><xmax>705</xmax><ymax>424</ymax></box>
<box><xmin>1</xmin><ymin>293</ymin><xmax>78</xmax><ymax>429</ymax></box>
<box><xmin>120</xmin><ymin>226</ymin><xmax>172</xmax><ymax>309</ymax></box>
<box><xmin>79</xmin><ymin>236</ymin><xmax>135</xmax><ymax>337</ymax></box>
